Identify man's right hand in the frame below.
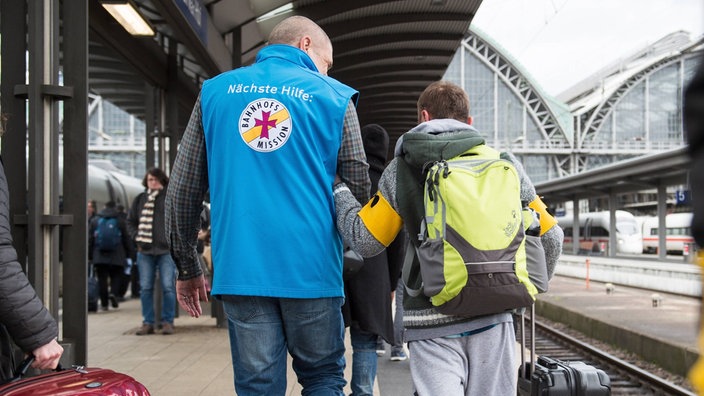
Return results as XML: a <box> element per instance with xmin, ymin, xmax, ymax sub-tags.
<box><xmin>176</xmin><ymin>275</ymin><xmax>209</xmax><ymax>318</ymax></box>
<box><xmin>31</xmin><ymin>339</ymin><xmax>63</xmax><ymax>370</ymax></box>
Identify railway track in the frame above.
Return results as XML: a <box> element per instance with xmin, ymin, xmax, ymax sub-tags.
<box><xmin>520</xmin><ymin>315</ymin><xmax>696</xmax><ymax>395</ymax></box>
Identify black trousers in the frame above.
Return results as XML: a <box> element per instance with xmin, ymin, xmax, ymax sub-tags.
<box><xmin>95</xmin><ymin>265</ymin><xmax>123</xmax><ymax>308</ymax></box>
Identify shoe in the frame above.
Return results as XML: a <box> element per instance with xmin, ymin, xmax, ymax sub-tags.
<box><xmin>109</xmin><ymin>294</ymin><xmax>119</xmax><ymax>308</ymax></box>
<box><xmin>136</xmin><ymin>324</ymin><xmax>154</xmax><ymax>336</ymax></box>
<box><xmin>161</xmin><ymin>323</ymin><xmax>174</xmax><ymax>335</ymax></box>
<box><xmin>376</xmin><ymin>340</ymin><xmax>386</xmax><ymax>357</ymax></box>
<box><xmin>390</xmin><ymin>349</ymin><xmax>408</xmax><ymax>361</ymax></box>
<box><xmin>100</xmin><ymin>305</ymin><xmax>109</xmax><ymax>312</ymax></box>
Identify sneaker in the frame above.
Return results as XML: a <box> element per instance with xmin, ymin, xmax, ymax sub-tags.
<box><xmin>135</xmin><ymin>324</ymin><xmax>154</xmax><ymax>336</ymax></box>
<box><xmin>376</xmin><ymin>340</ymin><xmax>386</xmax><ymax>357</ymax></box>
<box><xmin>109</xmin><ymin>294</ymin><xmax>119</xmax><ymax>308</ymax></box>
<box><xmin>161</xmin><ymin>323</ymin><xmax>174</xmax><ymax>335</ymax></box>
<box><xmin>390</xmin><ymin>349</ymin><xmax>408</xmax><ymax>361</ymax></box>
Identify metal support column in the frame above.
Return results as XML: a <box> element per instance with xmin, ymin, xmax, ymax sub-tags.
<box><xmin>657</xmin><ymin>185</ymin><xmax>668</xmax><ymax>260</ymax></box>
<box><xmin>61</xmin><ymin>0</ymin><xmax>89</xmax><ymax>364</ymax></box>
<box><xmin>145</xmin><ymin>84</ymin><xmax>156</xmax><ymax>169</ymax></box>
<box><xmin>167</xmin><ymin>39</ymin><xmax>179</xmax><ymax>172</ymax></box>
<box><xmin>572</xmin><ymin>197</ymin><xmax>580</xmax><ymax>255</ymax></box>
<box><xmin>26</xmin><ymin>0</ymin><xmax>66</xmax><ymax>318</ymax></box>
<box><xmin>608</xmin><ymin>195</ymin><xmax>617</xmax><ymax>257</ymax></box>
<box><xmin>0</xmin><ymin>1</ymin><xmax>28</xmax><ymax>268</ymax></box>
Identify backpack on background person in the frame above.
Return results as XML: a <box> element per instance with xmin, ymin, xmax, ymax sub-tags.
<box><xmin>95</xmin><ymin>216</ymin><xmax>121</xmax><ymax>252</ymax></box>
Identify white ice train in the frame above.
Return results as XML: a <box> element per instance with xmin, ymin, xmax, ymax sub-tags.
<box><xmin>557</xmin><ymin>210</ymin><xmax>643</xmax><ymax>254</ymax></box>
<box><xmin>87</xmin><ymin>163</ymin><xmax>144</xmax><ymax>212</ymax></box>
<box><xmin>640</xmin><ymin>212</ymin><xmax>694</xmax><ymax>254</ymax></box>
<box><xmin>57</xmin><ymin>161</ymin><xmax>145</xmax><ymax>213</ymax></box>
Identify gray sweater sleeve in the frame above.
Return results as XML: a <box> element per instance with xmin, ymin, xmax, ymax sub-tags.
<box><xmin>501</xmin><ymin>151</ymin><xmax>563</xmax><ymax>279</ymax></box>
<box><xmin>334</xmin><ymin>160</ymin><xmax>400</xmax><ymax>258</ymax></box>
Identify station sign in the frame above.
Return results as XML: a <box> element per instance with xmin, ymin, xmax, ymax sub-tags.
<box><xmin>675</xmin><ymin>189</ymin><xmax>690</xmax><ymax>205</ymax></box>
<box><xmin>174</xmin><ymin>0</ymin><xmax>208</xmax><ymax>45</ymax></box>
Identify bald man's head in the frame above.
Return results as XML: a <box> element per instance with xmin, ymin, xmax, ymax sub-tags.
<box><xmin>268</xmin><ymin>16</ymin><xmax>327</xmax><ymax>45</ymax></box>
<box><xmin>268</xmin><ymin>16</ymin><xmax>333</xmax><ymax>75</ymax></box>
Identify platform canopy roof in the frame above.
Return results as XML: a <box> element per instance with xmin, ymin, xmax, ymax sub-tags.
<box><xmin>534</xmin><ymin>147</ymin><xmax>691</xmax><ymax>205</ymax></box>
<box><xmin>88</xmin><ymin>0</ymin><xmax>483</xmax><ymax>145</ymax></box>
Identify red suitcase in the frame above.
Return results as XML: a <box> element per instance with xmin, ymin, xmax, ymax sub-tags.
<box><xmin>0</xmin><ymin>357</ymin><xmax>150</xmax><ymax>395</ymax></box>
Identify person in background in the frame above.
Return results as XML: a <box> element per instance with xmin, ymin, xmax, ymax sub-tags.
<box><xmin>127</xmin><ymin>167</ymin><xmax>177</xmax><ymax>335</ymax></box>
<box><xmin>684</xmin><ymin>54</ymin><xmax>704</xmax><ymax>394</ymax></box>
<box><xmin>390</xmin><ymin>278</ymin><xmax>408</xmax><ymax>361</ymax></box>
<box><xmin>333</xmin><ymin>81</ymin><xmax>563</xmax><ymax>395</ymax></box>
<box><xmin>343</xmin><ymin>124</ymin><xmax>405</xmax><ymax>395</ymax></box>
<box><xmin>377</xmin><ymin>278</ymin><xmax>409</xmax><ymax>362</ymax></box>
<box><xmin>0</xmin><ymin>116</ymin><xmax>63</xmax><ymax>379</ymax></box>
<box><xmin>166</xmin><ymin>15</ymin><xmax>370</xmax><ymax>395</ymax></box>
<box><xmin>87</xmin><ymin>200</ymin><xmax>97</xmax><ymax>225</ymax></box>
<box><xmin>115</xmin><ymin>204</ymin><xmax>135</xmax><ymax>301</ymax></box>
<box><xmin>89</xmin><ymin>201</ymin><xmax>134</xmax><ymax>311</ymax></box>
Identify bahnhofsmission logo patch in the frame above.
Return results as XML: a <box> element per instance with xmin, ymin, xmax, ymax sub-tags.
<box><xmin>238</xmin><ymin>98</ymin><xmax>292</xmax><ymax>152</ymax></box>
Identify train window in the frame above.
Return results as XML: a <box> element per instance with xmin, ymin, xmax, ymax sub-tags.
<box><xmin>563</xmin><ymin>227</ymin><xmax>572</xmax><ymax>235</ymax></box>
<box><xmin>591</xmin><ymin>227</ymin><xmax>608</xmax><ymax>237</ymax></box>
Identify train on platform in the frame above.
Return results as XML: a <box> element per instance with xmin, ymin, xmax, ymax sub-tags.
<box><xmin>639</xmin><ymin>212</ymin><xmax>694</xmax><ymax>255</ymax></box>
<box><xmin>557</xmin><ymin>210</ymin><xmax>643</xmax><ymax>255</ymax></box>
<box><xmin>62</xmin><ymin>161</ymin><xmax>144</xmax><ymax>213</ymax></box>
<box><xmin>87</xmin><ymin>163</ymin><xmax>144</xmax><ymax>211</ymax></box>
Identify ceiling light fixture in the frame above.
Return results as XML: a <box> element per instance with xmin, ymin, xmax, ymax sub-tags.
<box><xmin>101</xmin><ymin>0</ymin><xmax>155</xmax><ymax>36</ymax></box>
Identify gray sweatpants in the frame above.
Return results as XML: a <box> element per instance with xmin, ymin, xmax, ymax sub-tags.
<box><xmin>408</xmin><ymin>322</ymin><xmax>517</xmax><ymax>395</ymax></box>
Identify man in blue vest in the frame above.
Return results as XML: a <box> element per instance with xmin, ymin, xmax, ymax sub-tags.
<box><xmin>166</xmin><ymin>16</ymin><xmax>370</xmax><ymax>395</ymax></box>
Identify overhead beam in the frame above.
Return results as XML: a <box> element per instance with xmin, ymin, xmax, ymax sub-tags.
<box><xmin>89</xmin><ymin>1</ymin><xmax>168</xmax><ymax>88</ymax></box>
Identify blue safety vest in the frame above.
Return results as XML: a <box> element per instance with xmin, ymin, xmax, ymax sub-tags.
<box><xmin>201</xmin><ymin>44</ymin><xmax>358</xmax><ymax>298</ymax></box>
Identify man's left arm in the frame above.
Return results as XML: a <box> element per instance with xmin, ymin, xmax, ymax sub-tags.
<box><xmin>337</xmin><ymin>100</ymin><xmax>371</xmax><ymax>203</ymax></box>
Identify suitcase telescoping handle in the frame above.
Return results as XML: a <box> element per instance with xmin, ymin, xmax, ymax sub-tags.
<box><xmin>518</xmin><ymin>304</ymin><xmax>536</xmax><ymax>378</ymax></box>
<box><xmin>0</xmin><ymin>355</ymin><xmax>34</xmax><ymax>385</ymax></box>
<box><xmin>1</xmin><ymin>355</ymin><xmax>64</xmax><ymax>385</ymax></box>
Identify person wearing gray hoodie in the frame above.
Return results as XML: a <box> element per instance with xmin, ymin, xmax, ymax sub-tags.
<box><xmin>333</xmin><ymin>81</ymin><xmax>563</xmax><ymax>395</ymax></box>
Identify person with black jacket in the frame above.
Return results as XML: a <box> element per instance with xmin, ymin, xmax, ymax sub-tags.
<box><xmin>89</xmin><ymin>201</ymin><xmax>135</xmax><ymax>311</ymax></box>
<box><xmin>343</xmin><ymin>124</ymin><xmax>406</xmax><ymax>395</ymax></box>
<box><xmin>127</xmin><ymin>168</ymin><xmax>176</xmax><ymax>335</ymax></box>
<box><xmin>0</xmin><ymin>153</ymin><xmax>63</xmax><ymax>378</ymax></box>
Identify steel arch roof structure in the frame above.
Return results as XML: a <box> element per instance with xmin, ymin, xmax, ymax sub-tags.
<box><xmin>461</xmin><ymin>29</ymin><xmax>573</xmax><ymax>149</ymax></box>
<box><xmin>88</xmin><ymin>0</ymin><xmax>483</xmax><ymax>144</ymax></box>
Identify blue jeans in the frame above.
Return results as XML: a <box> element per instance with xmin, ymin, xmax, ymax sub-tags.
<box><xmin>350</xmin><ymin>327</ymin><xmax>377</xmax><ymax>396</ymax></box>
<box><xmin>137</xmin><ymin>252</ymin><xmax>177</xmax><ymax>325</ymax></box>
<box><xmin>221</xmin><ymin>295</ymin><xmax>346</xmax><ymax>396</ymax></box>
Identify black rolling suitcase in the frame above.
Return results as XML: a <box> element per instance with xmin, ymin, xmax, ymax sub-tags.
<box><xmin>517</xmin><ymin>305</ymin><xmax>611</xmax><ymax>395</ymax></box>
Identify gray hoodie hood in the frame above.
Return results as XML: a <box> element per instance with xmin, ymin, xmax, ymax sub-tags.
<box><xmin>393</xmin><ymin>119</ymin><xmax>486</xmax><ymax>168</ymax></box>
